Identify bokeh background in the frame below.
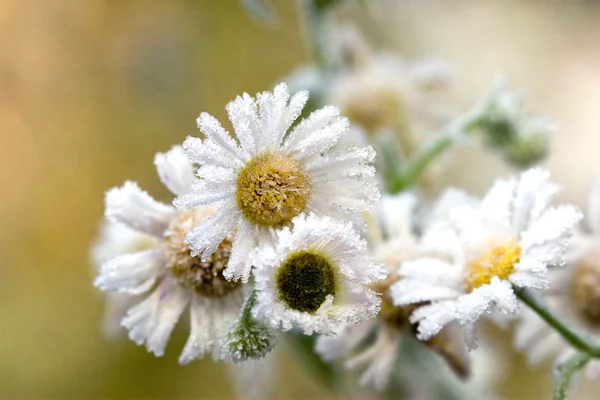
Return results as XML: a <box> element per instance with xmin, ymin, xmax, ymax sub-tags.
<box><xmin>2</xmin><ymin>0</ymin><xmax>600</xmax><ymax>398</ymax></box>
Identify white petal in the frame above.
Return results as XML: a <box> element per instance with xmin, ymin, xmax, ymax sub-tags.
<box><xmin>588</xmin><ymin>177</ymin><xmax>600</xmax><ymax>234</ymax></box>
<box><xmin>154</xmin><ymin>146</ymin><xmax>195</xmax><ymax>196</ymax></box>
<box><xmin>197</xmin><ymin>112</ymin><xmax>248</xmax><ymax>161</ymax></box>
<box><xmin>398</xmin><ymin>258</ymin><xmax>464</xmax><ymax>286</ymax></box>
<box><xmin>287</xmin><ymin>116</ymin><xmax>350</xmax><ymax>162</ymax></box>
<box><xmin>520</xmin><ymin>205</ymin><xmax>582</xmax><ymax>266</ymax></box>
<box><xmin>185</xmin><ymin>200</ymin><xmax>241</xmax><ymax>258</ymax></box>
<box><xmin>455</xmin><ymin>278</ymin><xmax>518</xmax><ymax>324</ymax></box>
<box><xmin>223</xmin><ymin>220</ymin><xmax>257</xmax><ymax>283</ymax></box>
<box><xmin>105</xmin><ymin>181</ymin><xmax>175</xmax><ymax>237</ymax></box>
<box><xmin>307</xmin><ymin>146</ymin><xmax>376</xmax><ymax>181</ymax></box>
<box><xmin>315</xmin><ymin>321</ymin><xmax>374</xmax><ymax>361</ymax></box>
<box><xmin>480</xmin><ymin>176</ymin><xmax>516</xmax><ymax>229</ymax></box>
<box><xmin>173</xmin><ymin>181</ymin><xmax>236</xmax><ymax>209</ymax></box>
<box><xmin>283</xmin><ymin>105</ymin><xmax>341</xmax><ymax>152</ymax></box>
<box><xmin>183</xmin><ymin>136</ymin><xmax>244</xmax><ymax>169</ymax></box>
<box><xmin>226</xmin><ymin>93</ymin><xmax>260</xmax><ymax>154</ymax></box>
<box><xmin>409</xmin><ymin>301</ymin><xmax>457</xmax><ymax>341</ymax></box>
<box><xmin>122</xmin><ymin>280</ymin><xmax>190</xmax><ymax>357</ymax></box>
<box><xmin>94</xmin><ymin>249</ymin><xmax>163</xmax><ymax>294</ymax></box>
<box><xmin>512</xmin><ymin>167</ymin><xmax>553</xmax><ymax>233</ymax></box>
<box><xmin>390</xmin><ymin>279</ymin><xmax>462</xmax><ymax>305</ymax></box>
<box><xmin>178</xmin><ymin>294</ymin><xmax>241</xmax><ymax>364</ymax></box>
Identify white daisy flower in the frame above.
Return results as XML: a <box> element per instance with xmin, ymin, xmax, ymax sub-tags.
<box><xmin>514</xmin><ymin>177</ymin><xmax>600</xmax><ymax>381</ymax></box>
<box><xmin>250</xmin><ymin>213</ymin><xmax>384</xmax><ymax>335</ymax></box>
<box><xmin>90</xmin><ymin>221</ymin><xmax>158</xmax><ymax>337</ymax></box>
<box><xmin>315</xmin><ymin>193</ymin><xmax>471</xmax><ymax>390</ymax></box>
<box><xmin>94</xmin><ymin>146</ymin><xmax>244</xmax><ymax>364</ymax></box>
<box><xmin>174</xmin><ymin>82</ymin><xmax>379</xmax><ymax>283</ymax></box>
<box><xmin>391</xmin><ymin>167</ymin><xmax>582</xmax><ymax>348</ymax></box>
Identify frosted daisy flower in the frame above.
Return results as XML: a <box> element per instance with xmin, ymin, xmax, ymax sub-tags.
<box><xmin>514</xmin><ymin>177</ymin><xmax>600</xmax><ymax>380</ymax></box>
<box><xmin>391</xmin><ymin>168</ymin><xmax>582</xmax><ymax>348</ymax></box>
<box><xmin>174</xmin><ymin>83</ymin><xmax>379</xmax><ymax>283</ymax></box>
<box><xmin>90</xmin><ymin>221</ymin><xmax>158</xmax><ymax>337</ymax></box>
<box><xmin>316</xmin><ymin>193</ymin><xmax>471</xmax><ymax>390</ymax></box>
<box><xmin>94</xmin><ymin>146</ymin><xmax>244</xmax><ymax>363</ymax></box>
<box><xmin>250</xmin><ymin>213</ymin><xmax>384</xmax><ymax>335</ymax></box>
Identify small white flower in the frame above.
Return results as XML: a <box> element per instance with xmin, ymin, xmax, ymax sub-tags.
<box><xmin>90</xmin><ymin>221</ymin><xmax>158</xmax><ymax>337</ymax></box>
<box><xmin>514</xmin><ymin>177</ymin><xmax>600</xmax><ymax>382</ymax></box>
<box><xmin>391</xmin><ymin>168</ymin><xmax>582</xmax><ymax>348</ymax></box>
<box><xmin>316</xmin><ymin>192</ymin><xmax>471</xmax><ymax>390</ymax></box>
<box><xmin>94</xmin><ymin>146</ymin><xmax>244</xmax><ymax>364</ymax></box>
<box><xmin>250</xmin><ymin>213</ymin><xmax>384</xmax><ymax>335</ymax></box>
<box><xmin>174</xmin><ymin>82</ymin><xmax>379</xmax><ymax>283</ymax></box>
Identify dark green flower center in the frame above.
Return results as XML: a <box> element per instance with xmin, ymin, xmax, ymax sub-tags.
<box><xmin>276</xmin><ymin>251</ymin><xmax>336</xmax><ymax>313</ymax></box>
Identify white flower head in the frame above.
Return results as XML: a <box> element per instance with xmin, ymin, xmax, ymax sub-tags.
<box><xmin>391</xmin><ymin>167</ymin><xmax>582</xmax><ymax>348</ymax></box>
<box><xmin>94</xmin><ymin>146</ymin><xmax>244</xmax><ymax>364</ymax></box>
<box><xmin>250</xmin><ymin>213</ymin><xmax>385</xmax><ymax>335</ymax></box>
<box><xmin>174</xmin><ymin>82</ymin><xmax>379</xmax><ymax>283</ymax></box>
<box><xmin>514</xmin><ymin>177</ymin><xmax>600</xmax><ymax>382</ymax></box>
<box><xmin>315</xmin><ymin>192</ymin><xmax>471</xmax><ymax>390</ymax></box>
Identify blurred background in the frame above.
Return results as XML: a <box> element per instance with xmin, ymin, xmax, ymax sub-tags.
<box><xmin>2</xmin><ymin>0</ymin><xmax>600</xmax><ymax>398</ymax></box>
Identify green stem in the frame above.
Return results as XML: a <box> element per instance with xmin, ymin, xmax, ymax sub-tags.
<box><xmin>388</xmin><ymin>108</ymin><xmax>484</xmax><ymax>193</ymax></box>
<box><xmin>554</xmin><ymin>352</ymin><xmax>591</xmax><ymax>400</ymax></box>
<box><xmin>298</xmin><ymin>0</ymin><xmax>333</xmax><ymax>73</ymax></box>
<box><xmin>514</xmin><ymin>287</ymin><xmax>600</xmax><ymax>356</ymax></box>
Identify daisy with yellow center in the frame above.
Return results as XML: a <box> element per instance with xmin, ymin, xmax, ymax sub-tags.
<box><xmin>316</xmin><ymin>192</ymin><xmax>472</xmax><ymax>391</ymax></box>
<box><xmin>250</xmin><ymin>213</ymin><xmax>384</xmax><ymax>335</ymax></box>
<box><xmin>391</xmin><ymin>168</ymin><xmax>581</xmax><ymax>348</ymax></box>
<box><xmin>515</xmin><ymin>177</ymin><xmax>600</xmax><ymax>382</ymax></box>
<box><xmin>173</xmin><ymin>83</ymin><xmax>379</xmax><ymax>283</ymax></box>
<box><xmin>94</xmin><ymin>146</ymin><xmax>244</xmax><ymax>364</ymax></box>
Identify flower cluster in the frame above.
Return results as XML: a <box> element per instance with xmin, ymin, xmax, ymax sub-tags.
<box><xmin>89</xmin><ymin>74</ymin><xmax>600</xmax><ymax>398</ymax></box>
<box><xmin>93</xmin><ymin>83</ymin><xmax>383</xmax><ymax>364</ymax></box>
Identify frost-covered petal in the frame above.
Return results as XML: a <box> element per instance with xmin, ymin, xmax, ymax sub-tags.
<box><xmin>105</xmin><ymin>181</ymin><xmax>175</xmax><ymax>237</ymax></box>
<box><xmin>178</xmin><ymin>293</ymin><xmax>242</xmax><ymax>364</ymax></box>
<box><xmin>183</xmin><ymin>136</ymin><xmax>244</xmax><ymax>169</ymax></box>
<box><xmin>455</xmin><ymin>278</ymin><xmax>518</xmax><ymax>325</ymax></box>
<box><xmin>94</xmin><ymin>249</ymin><xmax>164</xmax><ymax>295</ymax></box>
<box><xmin>122</xmin><ymin>280</ymin><xmax>190</xmax><ymax>357</ymax></box>
<box><xmin>520</xmin><ymin>205</ymin><xmax>582</xmax><ymax>266</ymax></box>
<box><xmin>197</xmin><ymin>112</ymin><xmax>248</xmax><ymax>162</ymax></box>
<box><xmin>409</xmin><ymin>301</ymin><xmax>456</xmax><ymax>341</ymax></box>
<box><xmin>479</xmin><ymin>176</ymin><xmax>516</xmax><ymax>229</ymax></box>
<box><xmin>315</xmin><ymin>321</ymin><xmax>374</xmax><ymax>361</ymax></box>
<box><xmin>185</xmin><ymin>200</ymin><xmax>241</xmax><ymax>259</ymax></box>
<box><xmin>223</xmin><ymin>220</ymin><xmax>257</xmax><ymax>283</ymax></box>
<box><xmin>286</xmin><ymin>115</ymin><xmax>350</xmax><ymax>162</ymax></box>
<box><xmin>154</xmin><ymin>146</ymin><xmax>195</xmax><ymax>196</ymax></box>
<box><xmin>511</xmin><ymin>167</ymin><xmax>553</xmax><ymax>232</ymax></box>
<box><xmin>226</xmin><ymin>93</ymin><xmax>260</xmax><ymax>154</ymax></box>
<box><xmin>173</xmin><ymin>181</ymin><xmax>236</xmax><ymax>209</ymax></box>
<box><xmin>391</xmin><ymin>279</ymin><xmax>462</xmax><ymax>305</ymax></box>
<box><xmin>283</xmin><ymin>106</ymin><xmax>342</xmax><ymax>152</ymax></box>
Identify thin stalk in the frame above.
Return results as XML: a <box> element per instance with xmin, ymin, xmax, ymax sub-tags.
<box><xmin>514</xmin><ymin>287</ymin><xmax>600</xmax><ymax>356</ymax></box>
<box><xmin>554</xmin><ymin>352</ymin><xmax>591</xmax><ymax>400</ymax></box>
<box><xmin>298</xmin><ymin>0</ymin><xmax>332</xmax><ymax>73</ymax></box>
<box><xmin>388</xmin><ymin>108</ymin><xmax>484</xmax><ymax>193</ymax></box>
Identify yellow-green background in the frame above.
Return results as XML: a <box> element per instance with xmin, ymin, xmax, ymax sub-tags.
<box><xmin>2</xmin><ymin>0</ymin><xmax>600</xmax><ymax>398</ymax></box>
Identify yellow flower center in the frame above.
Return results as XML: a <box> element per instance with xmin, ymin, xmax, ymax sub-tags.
<box><xmin>570</xmin><ymin>248</ymin><xmax>600</xmax><ymax>326</ymax></box>
<box><xmin>236</xmin><ymin>152</ymin><xmax>311</xmax><ymax>227</ymax></box>
<box><xmin>163</xmin><ymin>209</ymin><xmax>241</xmax><ymax>298</ymax></box>
<box><xmin>464</xmin><ymin>242</ymin><xmax>520</xmax><ymax>292</ymax></box>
